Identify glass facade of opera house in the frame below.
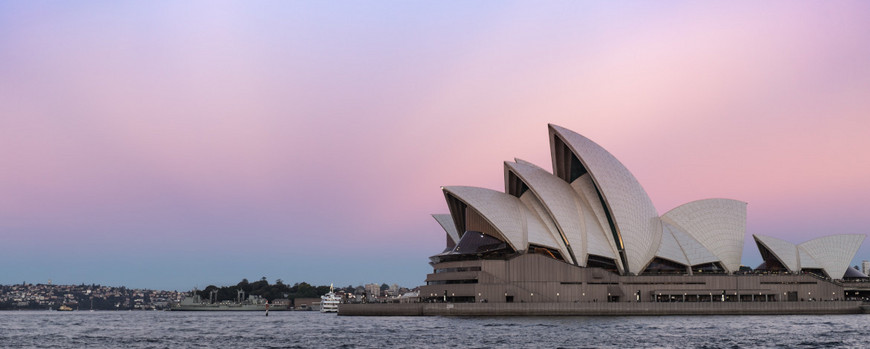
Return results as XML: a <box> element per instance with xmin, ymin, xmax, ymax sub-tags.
<box><xmin>420</xmin><ymin>125</ymin><xmax>870</xmax><ymax>304</ymax></box>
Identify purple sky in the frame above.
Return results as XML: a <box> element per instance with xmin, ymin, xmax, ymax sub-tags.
<box><xmin>2</xmin><ymin>2</ymin><xmax>870</xmax><ymax>290</ymax></box>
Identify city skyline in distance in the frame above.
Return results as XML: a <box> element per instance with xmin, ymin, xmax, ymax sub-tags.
<box><xmin>2</xmin><ymin>2</ymin><xmax>870</xmax><ymax>290</ymax></box>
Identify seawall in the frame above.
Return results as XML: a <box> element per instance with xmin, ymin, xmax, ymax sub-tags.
<box><xmin>339</xmin><ymin>301</ymin><xmax>865</xmax><ymax>316</ymax></box>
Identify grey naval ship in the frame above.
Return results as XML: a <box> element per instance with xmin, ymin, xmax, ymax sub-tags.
<box><xmin>170</xmin><ymin>289</ymin><xmax>275</xmax><ymax>311</ymax></box>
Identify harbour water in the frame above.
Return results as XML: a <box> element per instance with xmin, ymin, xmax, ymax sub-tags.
<box><xmin>1</xmin><ymin>311</ymin><xmax>868</xmax><ymax>348</ymax></box>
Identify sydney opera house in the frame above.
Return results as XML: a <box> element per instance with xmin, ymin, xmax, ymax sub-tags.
<box><xmin>416</xmin><ymin>124</ymin><xmax>869</xmax><ymax>309</ymax></box>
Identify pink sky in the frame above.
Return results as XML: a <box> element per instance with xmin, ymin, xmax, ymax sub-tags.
<box><xmin>1</xmin><ymin>2</ymin><xmax>869</xmax><ymax>290</ymax></box>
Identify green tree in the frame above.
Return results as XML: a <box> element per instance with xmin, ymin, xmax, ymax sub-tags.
<box><xmin>190</xmin><ymin>278</ymin><xmax>341</xmax><ymax>302</ymax></box>
<box><xmin>250</xmin><ymin>277</ymin><xmax>269</xmax><ymax>295</ymax></box>
<box><xmin>197</xmin><ymin>285</ymin><xmax>220</xmax><ymax>301</ymax></box>
<box><xmin>292</xmin><ymin>282</ymin><xmax>316</xmax><ymax>298</ymax></box>
<box><xmin>237</xmin><ymin>279</ymin><xmax>251</xmax><ymax>294</ymax></box>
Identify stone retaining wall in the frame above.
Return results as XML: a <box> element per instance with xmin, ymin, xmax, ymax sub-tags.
<box><xmin>339</xmin><ymin>301</ymin><xmax>864</xmax><ymax>316</ymax></box>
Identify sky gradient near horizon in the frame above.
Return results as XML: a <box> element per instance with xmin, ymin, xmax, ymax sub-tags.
<box><xmin>2</xmin><ymin>1</ymin><xmax>870</xmax><ymax>290</ymax></box>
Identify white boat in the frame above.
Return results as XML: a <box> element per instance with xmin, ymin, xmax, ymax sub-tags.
<box><xmin>320</xmin><ymin>284</ymin><xmax>340</xmax><ymax>313</ymax></box>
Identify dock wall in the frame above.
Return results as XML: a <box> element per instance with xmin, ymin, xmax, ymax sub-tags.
<box><xmin>339</xmin><ymin>301</ymin><xmax>865</xmax><ymax>316</ymax></box>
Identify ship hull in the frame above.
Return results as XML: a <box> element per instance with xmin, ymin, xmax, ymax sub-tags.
<box><xmin>170</xmin><ymin>304</ymin><xmax>284</xmax><ymax>311</ymax></box>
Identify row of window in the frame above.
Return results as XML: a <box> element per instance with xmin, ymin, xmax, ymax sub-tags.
<box><xmin>434</xmin><ymin>266</ymin><xmax>482</xmax><ymax>274</ymax></box>
<box><xmin>426</xmin><ymin>279</ymin><xmax>478</xmax><ymax>285</ymax></box>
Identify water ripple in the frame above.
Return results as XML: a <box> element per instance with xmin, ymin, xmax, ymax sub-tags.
<box><xmin>1</xmin><ymin>311</ymin><xmax>869</xmax><ymax>348</ymax></box>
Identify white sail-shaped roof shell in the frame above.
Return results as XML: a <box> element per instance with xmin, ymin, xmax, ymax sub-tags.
<box><xmin>660</xmin><ymin>199</ymin><xmax>747</xmax><ymax>273</ymax></box>
<box><xmin>443</xmin><ymin>186</ymin><xmax>524</xmax><ymax>251</ymax></box>
<box><xmin>518</xmin><ymin>191</ymin><xmax>571</xmax><ymax>260</ymax></box>
<box><xmin>432</xmin><ymin>124</ymin><xmax>869</xmax><ymax>280</ymax></box>
<box><xmin>656</xmin><ymin>225</ymin><xmax>689</xmax><ymax>265</ymax></box>
<box><xmin>442</xmin><ymin>186</ymin><xmax>561</xmax><ymax>253</ymax></box>
<box><xmin>432</xmin><ymin>214</ymin><xmax>460</xmax><ymax>247</ymax></box>
<box><xmin>570</xmin><ymin>174</ymin><xmax>622</xmax><ymax>268</ymax></box>
<box><xmin>754</xmin><ymin>234</ymin><xmax>865</xmax><ymax>279</ymax></box>
<box><xmin>799</xmin><ymin>234</ymin><xmax>865</xmax><ymax>280</ymax></box>
<box><xmin>665</xmin><ymin>222</ymin><xmax>719</xmax><ymax>266</ymax></box>
<box><xmin>797</xmin><ymin>246</ymin><xmax>821</xmax><ymax>269</ymax></box>
<box><xmin>754</xmin><ymin>235</ymin><xmax>799</xmax><ymax>271</ymax></box>
<box><xmin>514</xmin><ymin>158</ymin><xmax>546</xmax><ymax>171</ymax></box>
<box><xmin>653</xmin><ymin>220</ymin><xmax>725</xmax><ymax>273</ymax></box>
<box><xmin>549</xmin><ymin>124</ymin><xmax>661</xmax><ymax>274</ymax></box>
<box><xmin>506</xmin><ymin>160</ymin><xmax>586</xmax><ymax>266</ymax></box>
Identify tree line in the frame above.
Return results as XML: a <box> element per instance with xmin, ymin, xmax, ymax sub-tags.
<box><xmin>196</xmin><ymin>278</ymin><xmax>334</xmax><ymax>302</ymax></box>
